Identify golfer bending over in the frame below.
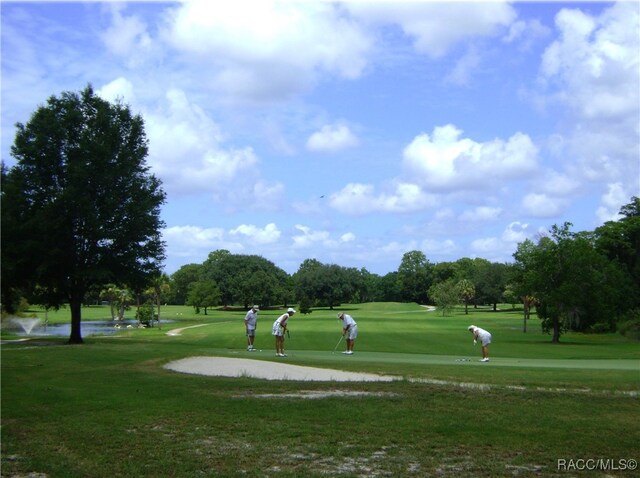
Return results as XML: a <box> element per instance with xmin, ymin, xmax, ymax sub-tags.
<box><xmin>337</xmin><ymin>312</ymin><xmax>358</xmax><ymax>355</ymax></box>
<box><xmin>272</xmin><ymin>308</ymin><xmax>295</xmax><ymax>357</ymax></box>
<box><xmin>468</xmin><ymin>325</ymin><xmax>491</xmax><ymax>362</ymax></box>
<box><xmin>244</xmin><ymin>305</ymin><xmax>259</xmax><ymax>351</ymax></box>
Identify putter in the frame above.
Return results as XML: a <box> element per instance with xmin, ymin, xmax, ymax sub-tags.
<box><xmin>332</xmin><ymin>334</ymin><xmax>344</xmax><ymax>353</ymax></box>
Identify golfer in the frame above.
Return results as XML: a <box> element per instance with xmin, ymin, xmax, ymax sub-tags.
<box><xmin>244</xmin><ymin>305</ymin><xmax>259</xmax><ymax>351</ymax></box>
<box><xmin>468</xmin><ymin>325</ymin><xmax>492</xmax><ymax>362</ymax></box>
<box><xmin>272</xmin><ymin>308</ymin><xmax>295</xmax><ymax>357</ymax></box>
<box><xmin>337</xmin><ymin>312</ymin><xmax>358</xmax><ymax>355</ymax></box>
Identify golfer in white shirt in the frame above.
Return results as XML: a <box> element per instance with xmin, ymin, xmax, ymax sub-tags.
<box><xmin>244</xmin><ymin>305</ymin><xmax>259</xmax><ymax>351</ymax></box>
<box><xmin>337</xmin><ymin>312</ymin><xmax>358</xmax><ymax>355</ymax></box>
<box><xmin>468</xmin><ymin>325</ymin><xmax>492</xmax><ymax>362</ymax></box>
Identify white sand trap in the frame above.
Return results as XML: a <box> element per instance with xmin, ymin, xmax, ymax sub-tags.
<box><xmin>164</xmin><ymin>356</ymin><xmax>400</xmax><ymax>382</ymax></box>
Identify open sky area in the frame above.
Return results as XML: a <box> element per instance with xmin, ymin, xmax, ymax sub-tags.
<box><xmin>2</xmin><ymin>0</ymin><xmax>639</xmax><ymax>276</ymax></box>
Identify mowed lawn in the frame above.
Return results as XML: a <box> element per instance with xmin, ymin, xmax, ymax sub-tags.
<box><xmin>2</xmin><ymin>302</ymin><xmax>639</xmax><ymax>477</ymax></box>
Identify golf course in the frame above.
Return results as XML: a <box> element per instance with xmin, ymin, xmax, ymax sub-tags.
<box><xmin>2</xmin><ymin>302</ymin><xmax>639</xmax><ymax>477</ymax></box>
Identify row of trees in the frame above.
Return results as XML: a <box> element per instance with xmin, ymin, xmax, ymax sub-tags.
<box><xmin>2</xmin><ymin>86</ymin><xmax>638</xmax><ymax>344</ymax></box>
<box><xmin>169</xmin><ymin>253</ymin><xmax>513</xmax><ymax>312</ymax></box>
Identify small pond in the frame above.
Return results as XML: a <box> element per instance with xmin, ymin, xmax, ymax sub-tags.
<box><xmin>2</xmin><ymin>318</ymin><xmax>171</xmax><ymax>337</ymax></box>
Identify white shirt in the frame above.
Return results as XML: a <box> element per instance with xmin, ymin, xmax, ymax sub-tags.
<box><xmin>341</xmin><ymin>314</ymin><xmax>357</xmax><ymax>328</ymax></box>
<box><xmin>244</xmin><ymin>309</ymin><xmax>258</xmax><ymax>329</ymax></box>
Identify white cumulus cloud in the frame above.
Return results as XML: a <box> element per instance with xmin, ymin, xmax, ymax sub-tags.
<box><xmin>402</xmin><ymin>124</ymin><xmax>538</xmax><ymax>191</ymax></box>
<box><xmin>162</xmin><ymin>0</ymin><xmax>371</xmax><ymax>101</ymax></box>
<box><xmin>596</xmin><ymin>182</ymin><xmax>628</xmax><ymax>223</ymax></box>
<box><xmin>347</xmin><ymin>2</ymin><xmax>516</xmax><ymax>58</ymax></box>
<box><xmin>140</xmin><ymin>87</ymin><xmax>283</xmax><ymax>207</ymax></box>
<box><xmin>306</xmin><ymin>124</ymin><xmax>358</xmax><ymax>152</ymax></box>
<box><xmin>537</xmin><ymin>1</ymin><xmax>639</xmax><ymax>223</ymax></box>
<box><xmin>163</xmin><ymin>225</ymin><xmax>238</xmax><ymax>261</ymax></box>
<box><xmin>459</xmin><ymin>206</ymin><xmax>503</xmax><ymax>222</ymax></box>
<box><xmin>97</xmin><ymin>77</ymin><xmax>136</xmax><ymax>105</ymax></box>
<box><xmin>329</xmin><ymin>182</ymin><xmax>436</xmax><ymax>215</ymax></box>
<box><xmin>292</xmin><ymin>225</ymin><xmax>333</xmax><ymax>249</ymax></box>
<box><xmin>502</xmin><ymin>222</ymin><xmax>530</xmax><ymax>243</ymax></box>
<box><xmin>229</xmin><ymin>223</ymin><xmax>281</xmax><ymax>244</ymax></box>
<box><xmin>341</xmin><ymin>232</ymin><xmax>356</xmax><ymax>243</ymax></box>
<box><xmin>541</xmin><ymin>3</ymin><xmax>640</xmax><ymax>121</ymax></box>
<box><xmin>522</xmin><ymin>193</ymin><xmax>566</xmax><ymax>218</ymax></box>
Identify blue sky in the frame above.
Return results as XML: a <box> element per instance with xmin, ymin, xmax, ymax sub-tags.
<box><xmin>2</xmin><ymin>1</ymin><xmax>639</xmax><ymax>275</ymax></box>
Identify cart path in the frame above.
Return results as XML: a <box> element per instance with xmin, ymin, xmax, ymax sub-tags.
<box><xmin>165</xmin><ymin>320</ymin><xmax>234</xmax><ymax>336</ymax></box>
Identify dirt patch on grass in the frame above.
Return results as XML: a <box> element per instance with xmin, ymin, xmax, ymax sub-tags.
<box><xmin>240</xmin><ymin>390</ymin><xmax>400</xmax><ymax>399</ymax></box>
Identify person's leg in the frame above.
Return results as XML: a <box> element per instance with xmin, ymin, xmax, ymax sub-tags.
<box><xmin>347</xmin><ymin>328</ymin><xmax>356</xmax><ymax>353</ymax></box>
<box><xmin>482</xmin><ymin>345</ymin><xmax>489</xmax><ymax>359</ymax></box>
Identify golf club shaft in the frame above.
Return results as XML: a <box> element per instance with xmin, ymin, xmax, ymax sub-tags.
<box><xmin>333</xmin><ymin>334</ymin><xmax>344</xmax><ymax>352</ymax></box>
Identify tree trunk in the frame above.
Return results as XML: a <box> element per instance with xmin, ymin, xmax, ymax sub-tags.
<box><xmin>551</xmin><ymin>317</ymin><xmax>560</xmax><ymax>343</ymax></box>
<box><xmin>68</xmin><ymin>297</ymin><xmax>84</xmax><ymax>344</ymax></box>
<box><xmin>156</xmin><ymin>297</ymin><xmax>162</xmax><ymax>330</ymax></box>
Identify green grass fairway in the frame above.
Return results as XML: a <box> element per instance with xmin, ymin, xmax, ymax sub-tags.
<box><xmin>2</xmin><ymin>302</ymin><xmax>639</xmax><ymax>477</ymax></box>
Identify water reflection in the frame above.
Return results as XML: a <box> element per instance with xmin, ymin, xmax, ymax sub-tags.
<box><xmin>2</xmin><ymin>319</ymin><xmax>169</xmax><ymax>337</ymax></box>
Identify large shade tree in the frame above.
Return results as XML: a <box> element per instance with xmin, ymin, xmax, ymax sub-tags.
<box><xmin>474</xmin><ymin>261</ymin><xmax>510</xmax><ymax>311</ymax></box>
<box><xmin>1</xmin><ymin>86</ymin><xmax>166</xmax><ymax>343</ymax></box>
<box><xmin>513</xmin><ymin>223</ymin><xmax>632</xmax><ymax>342</ymax></box>
<box><xmin>397</xmin><ymin>250</ymin><xmax>433</xmax><ymax>304</ymax></box>
<box><xmin>169</xmin><ymin>263</ymin><xmax>203</xmax><ymax>305</ymax></box>
<box><xmin>293</xmin><ymin>259</ymin><xmax>361</xmax><ymax>309</ymax></box>
<box><xmin>594</xmin><ymin>197</ymin><xmax>640</xmax><ymax>309</ymax></box>
<box><xmin>201</xmin><ymin>250</ymin><xmax>290</xmax><ymax>308</ymax></box>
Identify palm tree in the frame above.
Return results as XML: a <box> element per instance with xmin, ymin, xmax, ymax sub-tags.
<box><xmin>457</xmin><ymin>279</ymin><xmax>475</xmax><ymax>315</ymax></box>
<box><xmin>146</xmin><ymin>273</ymin><xmax>171</xmax><ymax>329</ymax></box>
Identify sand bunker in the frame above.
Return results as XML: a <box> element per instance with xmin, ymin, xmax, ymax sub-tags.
<box><xmin>164</xmin><ymin>356</ymin><xmax>399</xmax><ymax>382</ymax></box>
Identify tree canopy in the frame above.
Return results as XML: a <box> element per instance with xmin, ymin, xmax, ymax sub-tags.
<box><xmin>200</xmin><ymin>250</ymin><xmax>291</xmax><ymax>308</ymax></box>
<box><xmin>293</xmin><ymin>259</ymin><xmax>364</xmax><ymax>309</ymax></box>
<box><xmin>513</xmin><ymin>222</ymin><xmax>633</xmax><ymax>342</ymax></box>
<box><xmin>397</xmin><ymin>250</ymin><xmax>433</xmax><ymax>304</ymax></box>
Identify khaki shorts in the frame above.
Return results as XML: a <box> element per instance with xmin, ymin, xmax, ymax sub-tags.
<box><xmin>346</xmin><ymin>324</ymin><xmax>358</xmax><ymax>340</ymax></box>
